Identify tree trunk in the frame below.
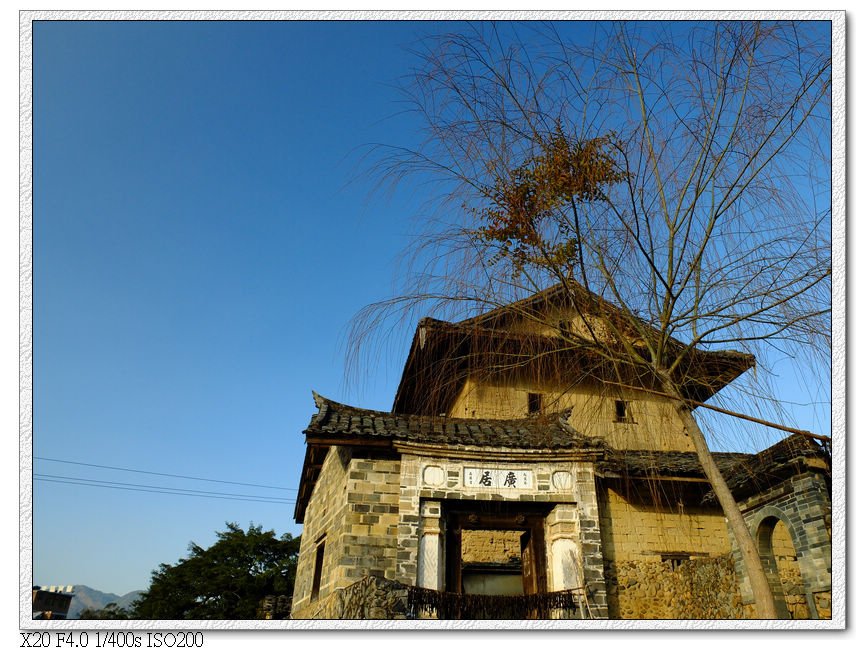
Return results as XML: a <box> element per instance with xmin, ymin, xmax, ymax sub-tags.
<box><xmin>661</xmin><ymin>377</ymin><xmax>778</xmax><ymax>619</ymax></box>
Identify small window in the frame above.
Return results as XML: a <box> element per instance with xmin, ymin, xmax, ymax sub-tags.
<box><xmin>527</xmin><ymin>392</ymin><xmax>542</xmax><ymax>414</ymax></box>
<box><xmin>558</xmin><ymin>320</ymin><xmax>573</xmax><ymax>336</ymax></box>
<box><xmin>310</xmin><ymin>537</ymin><xmax>326</xmax><ymax>601</ymax></box>
<box><xmin>614</xmin><ymin>399</ymin><xmax>634</xmax><ymax>423</ymax></box>
<box><xmin>661</xmin><ymin>553</ymin><xmax>690</xmax><ymax>569</ymax></box>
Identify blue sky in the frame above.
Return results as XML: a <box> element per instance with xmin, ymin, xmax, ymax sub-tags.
<box><xmin>28</xmin><ymin>17</ymin><xmax>835</xmax><ymax>599</ymax></box>
<box><xmin>32</xmin><ymin>19</ymin><xmax>443</xmax><ymax>595</ymax></box>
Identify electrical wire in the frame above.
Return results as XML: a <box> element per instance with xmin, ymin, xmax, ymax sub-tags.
<box><xmin>34</xmin><ymin>476</ymin><xmax>296</xmax><ymax>505</ymax></box>
<box><xmin>34</xmin><ymin>473</ymin><xmax>295</xmax><ymax>503</ymax></box>
<box><xmin>34</xmin><ymin>456</ymin><xmax>297</xmax><ymax>491</ymax></box>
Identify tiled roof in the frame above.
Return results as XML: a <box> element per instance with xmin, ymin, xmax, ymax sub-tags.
<box><xmin>295</xmin><ymin>393</ymin><xmax>830</xmax><ymax>522</ymax></box>
<box><xmin>716</xmin><ymin>433</ymin><xmax>830</xmax><ymax>496</ymax></box>
<box><xmin>305</xmin><ymin>392</ymin><xmax>607</xmax><ymax>451</ymax></box>
<box><xmin>602</xmin><ymin>433</ymin><xmax>829</xmax><ymax>500</ymax></box>
<box><xmin>392</xmin><ymin>288</ymin><xmax>756</xmax><ymax>416</ymax></box>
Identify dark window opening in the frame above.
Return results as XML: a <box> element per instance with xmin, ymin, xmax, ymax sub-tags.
<box><xmin>527</xmin><ymin>393</ymin><xmax>542</xmax><ymax>414</ymax></box>
<box><xmin>661</xmin><ymin>553</ymin><xmax>690</xmax><ymax>569</ymax></box>
<box><xmin>614</xmin><ymin>399</ymin><xmax>634</xmax><ymax>423</ymax></box>
<box><xmin>558</xmin><ymin>320</ymin><xmax>572</xmax><ymax>336</ymax></box>
<box><xmin>311</xmin><ymin>538</ymin><xmax>326</xmax><ymax>601</ymax></box>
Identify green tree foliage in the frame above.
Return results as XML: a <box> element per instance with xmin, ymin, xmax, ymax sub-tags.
<box><xmin>132</xmin><ymin>523</ymin><xmax>300</xmax><ymax>619</ymax></box>
<box><xmin>78</xmin><ymin>602</ymin><xmax>132</xmax><ymax>620</ymax></box>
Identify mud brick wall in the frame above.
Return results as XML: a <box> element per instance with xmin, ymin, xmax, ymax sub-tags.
<box><xmin>598</xmin><ymin>484</ymin><xmax>732</xmax><ymax>562</ymax></box>
<box><xmin>448</xmin><ymin>377</ymin><xmax>697</xmax><ymax>453</ymax></box>
<box><xmin>461</xmin><ymin>530</ymin><xmax>522</xmax><ymax>564</ymax></box>
<box><xmin>773</xmin><ymin>520</ymin><xmax>811</xmax><ymax>619</ymax></box>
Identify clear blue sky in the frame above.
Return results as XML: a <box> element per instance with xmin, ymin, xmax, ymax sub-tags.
<box><xmin>31</xmin><ymin>19</ymin><xmax>447</xmax><ymax>595</ymax></box>
<box><xmin>30</xmin><ymin>18</ymin><xmax>833</xmax><ymax>598</ymax></box>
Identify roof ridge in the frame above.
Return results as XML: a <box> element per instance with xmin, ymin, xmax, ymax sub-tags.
<box><xmin>310</xmin><ymin>391</ymin><xmax>578</xmax><ymax>427</ymax></box>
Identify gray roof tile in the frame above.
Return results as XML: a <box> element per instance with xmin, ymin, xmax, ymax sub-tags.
<box><xmin>305</xmin><ymin>392</ymin><xmax>606</xmax><ymax>451</ymax></box>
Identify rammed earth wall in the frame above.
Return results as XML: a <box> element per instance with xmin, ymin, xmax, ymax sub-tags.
<box><xmin>598</xmin><ymin>484</ymin><xmax>732</xmax><ymax>562</ymax></box>
<box><xmin>448</xmin><ymin>376</ymin><xmax>697</xmax><ymax>452</ymax></box>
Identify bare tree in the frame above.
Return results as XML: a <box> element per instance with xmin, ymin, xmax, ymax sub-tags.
<box><xmin>353</xmin><ymin>20</ymin><xmax>831</xmax><ymax>619</ymax></box>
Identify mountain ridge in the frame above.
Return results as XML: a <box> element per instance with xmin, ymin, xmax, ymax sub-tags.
<box><xmin>65</xmin><ymin>584</ymin><xmax>144</xmax><ymax>618</ymax></box>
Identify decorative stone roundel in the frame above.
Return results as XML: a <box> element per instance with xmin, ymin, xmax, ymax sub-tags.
<box><xmin>422</xmin><ymin>465</ymin><xmax>445</xmax><ymax>487</ymax></box>
<box><xmin>552</xmin><ymin>471</ymin><xmax>573</xmax><ymax>490</ymax></box>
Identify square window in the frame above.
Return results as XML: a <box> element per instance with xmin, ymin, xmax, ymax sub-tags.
<box><xmin>527</xmin><ymin>392</ymin><xmax>542</xmax><ymax>414</ymax></box>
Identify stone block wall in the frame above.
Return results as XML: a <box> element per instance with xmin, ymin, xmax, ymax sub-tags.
<box><xmin>396</xmin><ymin>454</ymin><xmax>422</xmax><ymax>584</ymax></box>
<box><xmin>606</xmin><ymin>555</ymin><xmax>744</xmax><ymax>619</ymax></box>
<box><xmin>291</xmin><ymin>446</ymin><xmax>352</xmax><ymax>618</ymax></box>
<box><xmin>342</xmin><ymin>456</ymin><xmax>402</xmax><ymax>583</ymax></box>
<box><xmin>394</xmin><ymin>454</ymin><xmax>609</xmax><ymax>616</ymax></box>
<box><xmin>734</xmin><ymin>471</ymin><xmax>831</xmax><ymax>619</ymax></box>
<box><xmin>292</xmin><ymin>450</ymin><xmax>402</xmax><ymax>618</ymax></box>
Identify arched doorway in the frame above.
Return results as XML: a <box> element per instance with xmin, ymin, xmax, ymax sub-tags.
<box><xmin>756</xmin><ymin>516</ymin><xmax>811</xmax><ymax>619</ymax></box>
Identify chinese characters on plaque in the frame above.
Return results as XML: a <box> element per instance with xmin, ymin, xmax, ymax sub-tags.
<box><xmin>464</xmin><ymin>468</ymin><xmax>533</xmax><ymax>490</ymax></box>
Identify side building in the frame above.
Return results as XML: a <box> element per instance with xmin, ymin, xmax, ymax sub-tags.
<box><xmin>290</xmin><ymin>284</ymin><xmax>831</xmax><ymax>620</ymax></box>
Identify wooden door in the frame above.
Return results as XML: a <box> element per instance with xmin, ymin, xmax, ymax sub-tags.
<box><xmin>520</xmin><ymin>530</ymin><xmax>537</xmax><ymax>594</ymax></box>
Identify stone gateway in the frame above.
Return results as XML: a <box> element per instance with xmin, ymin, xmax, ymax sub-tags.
<box><xmin>290</xmin><ymin>284</ymin><xmax>831</xmax><ymax>620</ymax></box>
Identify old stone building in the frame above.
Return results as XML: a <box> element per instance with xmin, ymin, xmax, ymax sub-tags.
<box><xmin>291</xmin><ymin>284</ymin><xmax>831</xmax><ymax>620</ymax></box>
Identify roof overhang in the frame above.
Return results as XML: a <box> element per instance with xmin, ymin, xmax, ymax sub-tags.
<box><xmin>393</xmin><ymin>316</ymin><xmax>755</xmax><ymax>415</ymax></box>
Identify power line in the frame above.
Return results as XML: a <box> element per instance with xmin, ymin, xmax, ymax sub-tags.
<box><xmin>34</xmin><ymin>456</ymin><xmax>297</xmax><ymax>492</ymax></box>
<box><xmin>34</xmin><ymin>473</ymin><xmax>295</xmax><ymax>503</ymax></box>
<box><xmin>35</xmin><ymin>477</ymin><xmax>296</xmax><ymax>506</ymax></box>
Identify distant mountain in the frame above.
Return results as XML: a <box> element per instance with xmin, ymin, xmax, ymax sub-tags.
<box><xmin>67</xmin><ymin>585</ymin><xmax>144</xmax><ymax>619</ymax></box>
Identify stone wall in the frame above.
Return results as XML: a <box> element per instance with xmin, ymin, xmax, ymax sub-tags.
<box><xmin>306</xmin><ymin>575</ymin><xmax>409</xmax><ymax>620</ymax></box>
<box><xmin>734</xmin><ymin>471</ymin><xmax>831</xmax><ymax>618</ymax></box>
<box><xmin>393</xmin><ymin>454</ymin><xmax>608</xmax><ymax>616</ymax></box>
<box><xmin>306</xmin><ymin>575</ymin><xmax>593</xmax><ymax>620</ymax></box>
<box><xmin>606</xmin><ymin>555</ymin><xmax>744</xmax><ymax>619</ymax></box>
<box><xmin>341</xmin><ymin>455</ymin><xmax>402</xmax><ymax>583</ymax></box>
<box><xmin>292</xmin><ymin>450</ymin><xmax>403</xmax><ymax>618</ymax></box>
<box><xmin>256</xmin><ymin>595</ymin><xmax>292</xmax><ymax>620</ymax></box>
<box><xmin>291</xmin><ymin>446</ymin><xmax>352</xmax><ymax>618</ymax></box>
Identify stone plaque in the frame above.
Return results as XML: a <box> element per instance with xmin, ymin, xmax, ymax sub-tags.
<box><xmin>551</xmin><ymin>471</ymin><xmax>573</xmax><ymax>490</ymax></box>
<box><xmin>464</xmin><ymin>467</ymin><xmax>533</xmax><ymax>490</ymax></box>
<box><xmin>422</xmin><ymin>465</ymin><xmax>445</xmax><ymax>487</ymax></box>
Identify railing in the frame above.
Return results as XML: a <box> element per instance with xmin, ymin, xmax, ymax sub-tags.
<box><xmin>406</xmin><ymin>586</ymin><xmax>594</xmax><ymax>620</ymax></box>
